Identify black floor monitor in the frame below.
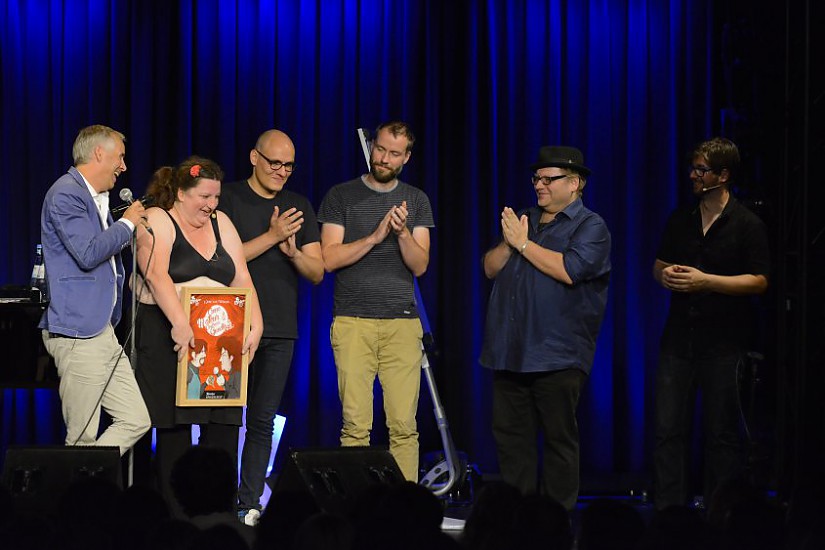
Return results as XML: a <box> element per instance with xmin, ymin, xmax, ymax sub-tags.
<box><xmin>1</xmin><ymin>445</ymin><xmax>121</xmax><ymax>516</ymax></box>
<box><xmin>271</xmin><ymin>447</ymin><xmax>405</xmax><ymax>516</ymax></box>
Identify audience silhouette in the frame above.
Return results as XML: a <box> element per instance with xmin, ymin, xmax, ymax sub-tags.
<box><xmin>170</xmin><ymin>446</ymin><xmax>255</xmax><ymax>547</ymax></box>
<box><xmin>0</xmin><ymin>451</ymin><xmax>820</xmax><ymax>550</ymax></box>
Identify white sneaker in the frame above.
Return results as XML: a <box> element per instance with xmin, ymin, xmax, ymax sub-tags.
<box><xmin>239</xmin><ymin>508</ymin><xmax>261</xmax><ymax>526</ymax></box>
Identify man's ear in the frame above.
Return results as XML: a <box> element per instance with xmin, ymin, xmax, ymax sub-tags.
<box><xmin>719</xmin><ymin>168</ymin><xmax>730</xmax><ymax>184</ymax></box>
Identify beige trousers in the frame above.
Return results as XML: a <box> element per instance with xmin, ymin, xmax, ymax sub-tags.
<box><xmin>331</xmin><ymin>316</ymin><xmax>423</xmax><ymax>481</ymax></box>
<box><xmin>43</xmin><ymin>326</ymin><xmax>151</xmax><ymax>455</ymax></box>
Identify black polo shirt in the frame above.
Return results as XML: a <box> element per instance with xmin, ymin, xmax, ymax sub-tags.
<box><xmin>657</xmin><ymin>197</ymin><xmax>770</xmax><ymax>357</ymax></box>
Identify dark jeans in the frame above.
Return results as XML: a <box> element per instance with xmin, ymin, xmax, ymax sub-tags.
<box><xmin>492</xmin><ymin>369</ymin><xmax>587</xmax><ymax>511</ymax></box>
<box><xmin>653</xmin><ymin>351</ymin><xmax>743</xmax><ymax>510</ymax></box>
<box><xmin>238</xmin><ymin>337</ymin><xmax>294</xmax><ymax>511</ymax></box>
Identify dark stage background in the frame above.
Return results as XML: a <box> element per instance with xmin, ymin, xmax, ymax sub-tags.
<box><xmin>2</xmin><ymin>0</ymin><xmax>819</xmax><ymax>496</ymax></box>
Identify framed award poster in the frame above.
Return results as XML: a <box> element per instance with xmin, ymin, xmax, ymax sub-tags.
<box><xmin>176</xmin><ymin>287</ymin><xmax>251</xmax><ymax>407</ymax></box>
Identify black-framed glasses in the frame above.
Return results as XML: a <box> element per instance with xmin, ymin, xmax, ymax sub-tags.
<box><xmin>690</xmin><ymin>165</ymin><xmax>714</xmax><ymax>177</ymax></box>
<box><xmin>256</xmin><ymin>150</ymin><xmax>296</xmax><ymax>173</ymax></box>
<box><xmin>532</xmin><ymin>173</ymin><xmax>573</xmax><ymax>186</ymax></box>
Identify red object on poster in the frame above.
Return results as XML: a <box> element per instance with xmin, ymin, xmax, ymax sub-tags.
<box><xmin>186</xmin><ymin>292</ymin><xmax>246</xmax><ymax>401</ymax></box>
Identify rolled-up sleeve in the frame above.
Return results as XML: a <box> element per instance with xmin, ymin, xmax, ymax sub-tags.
<box><xmin>563</xmin><ymin>216</ymin><xmax>612</xmax><ymax>285</ymax></box>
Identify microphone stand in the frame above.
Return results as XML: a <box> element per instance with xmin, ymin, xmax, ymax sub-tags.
<box><xmin>130</xmin><ymin>232</ymin><xmax>138</xmax><ymax>366</ymax></box>
<box><xmin>419</xmin><ymin>329</ymin><xmax>463</xmax><ymax>496</ymax></box>
<box><xmin>357</xmin><ymin>128</ymin><xmax>371</xmax><ymax>168</ymax></box>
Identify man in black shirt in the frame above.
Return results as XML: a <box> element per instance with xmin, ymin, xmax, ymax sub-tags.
<box><xmin>218</xmin><ymin>129</ymin><xmax>324</xmax><ymax>524</ymax></box>
<box><xmin>653</xmin><ymin>137</ymin><xmax>770</xmax><ymax>510</ymax></box>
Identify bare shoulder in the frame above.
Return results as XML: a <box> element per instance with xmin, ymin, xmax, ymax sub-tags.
<box><xmin>214</xmin><ymin>211</ymin><xmax>244</xmax><ymax>250</ymax></box>
<box><xmin>214</xmin><ymin>210</ymin><xmax>239</xmax><ymax>233</ymax></box>
<box><xmin>146</xmin><ymin>206</ymin><xmax>170</xmax><ymax>223</ymax></box>
<box><xmin>145</xmin><ymin>207</ymin><xmax>174</xmax><ymax>242</ymax></box>
<box><xmin>213</xmin><ymin>209</ymin><xmax>231</xmax><ymax>223</ymax></box>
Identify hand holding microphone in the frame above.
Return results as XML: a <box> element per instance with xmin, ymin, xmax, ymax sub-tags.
<box><xmin>112</xmin><ymin>188</ymin><xmax>154</xmax><ymax>213</ymax></box>
<box><xmin>118</xmin><ymin>188</ymin><xmax>153</xmax><ymax>234</ymax></box>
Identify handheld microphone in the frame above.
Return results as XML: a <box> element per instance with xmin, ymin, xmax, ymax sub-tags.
<box><xmin>111</xmin><ymin>189</ymin><xmax>155</xmax><ymax>214</ymax></box>
<box><xmin>114</xmin><ymin>188</ymin><xmax>154</xmax><ymax>234</ymax></box>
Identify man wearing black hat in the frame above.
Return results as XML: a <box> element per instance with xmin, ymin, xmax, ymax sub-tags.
<box><xmin>652</xmin><ymin>137</ymin><xmax>769</xmax><ymax>510</ymax></box>
<box><xmin>480</xmin><ymin>146</ymin><xmax>611</xmax><ymax>510</ymax></box>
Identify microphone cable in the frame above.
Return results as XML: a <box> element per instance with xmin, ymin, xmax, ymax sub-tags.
<box><xmin>70</xmin><ymin>225</ymin><xmax>156</xmax><ymax>447</ymax></box>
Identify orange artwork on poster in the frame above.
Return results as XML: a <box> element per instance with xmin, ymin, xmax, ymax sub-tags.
<box><xmin>176</xmin><ymin>287</ymin><xmax>251</xmax><ymax>407</ymax></box>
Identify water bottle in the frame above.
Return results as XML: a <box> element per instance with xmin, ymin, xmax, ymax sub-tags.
<box><xmin>29</xmin><ymin>244</ymin><xmax>48</xmax><ymax>301</ymax></box>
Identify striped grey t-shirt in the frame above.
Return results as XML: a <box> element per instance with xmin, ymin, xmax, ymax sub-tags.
<box><xmin>318</xmin><ymin>176</ymin><xmax>435</xmax><ymax>319</ymax></box>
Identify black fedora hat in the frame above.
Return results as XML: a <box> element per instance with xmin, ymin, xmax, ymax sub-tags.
<box><xmin>530</xmin><ymin>145</ymin><xmax>591</xmax><ymax>176</ymax></box>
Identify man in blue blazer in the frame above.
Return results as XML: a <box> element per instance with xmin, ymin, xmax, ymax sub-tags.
<box><xmin>39</xmin><ymin>125</ymin><xmax>151</xmax><ymax>454</ymax></box>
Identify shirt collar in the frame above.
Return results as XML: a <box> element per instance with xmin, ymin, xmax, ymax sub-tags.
<box><xmin>559</xmin><ymin>197</ymin><xmax>584</xmax><ymax>219</ymax></box>
<box><xmin>79</xmin><ymin>173</ymin><xmax>110</xmax><ymax>214</ymax></box>
<box><xmin>361</xmin><ymin>174</ymin><xmax>399</xmax><ymax>193</ymax></box>
<box><xmin>79</xmin><ymin>172</ymin><xmax>109</xmax><ymax>200</ymax></box>
<box><xmin>720</xmin><ymin>195</ymin><xmax>737</xmax><ymax>216</ymax></box>
<box><xmin>530</xmin><ymin>197</ymin><xmax>584</xmax><ymax>227</ymax></box>
<box><xmin>692</xmin><ymin>195</ymin><xmax>737</xmax><ymax>219</ymax></box>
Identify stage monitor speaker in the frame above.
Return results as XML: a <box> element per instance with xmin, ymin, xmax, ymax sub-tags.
<box><xmin>1</xmin><ymin>445</ymin><xmax>122</xmax><ymax>516</ymax></box>
<box><xmin>272</xmin><ymin>447</ymin><xmax>405</xmax><ymax>515</ymax></box>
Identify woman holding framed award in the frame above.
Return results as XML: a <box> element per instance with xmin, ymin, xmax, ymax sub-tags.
<box><xmin>134</xmin><ymin>156</ymin><xmax>263</xmax><ymax>510</ymax></box>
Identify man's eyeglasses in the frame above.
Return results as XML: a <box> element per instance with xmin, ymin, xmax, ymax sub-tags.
<box><xmin>690</xmin><ymin>165</ymin><xmax>714</xmax><ymax>177</ymax></box>
<box><xmin>256</xmin><ymin>150</ymin><xmax>296</xmax><ymax>173</ymax></box>
<box><xmin>532</xmin><ymin>173</ymin><xmax>573</xmax><ymax>186</ymax></box>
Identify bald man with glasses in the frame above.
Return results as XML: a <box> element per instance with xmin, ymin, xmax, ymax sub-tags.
<box><xmin>218</xmin><ymin>129</ymin><xmax>324</xmax><ymax>525</ymax></box>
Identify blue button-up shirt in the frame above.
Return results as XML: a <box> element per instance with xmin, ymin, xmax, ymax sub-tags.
<box><xmin>480</xmin><ymin>199</ymin><xmax>611</xmax><ymax>375</ymax></box>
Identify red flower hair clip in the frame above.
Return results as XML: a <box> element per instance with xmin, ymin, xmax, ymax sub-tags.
<box><xmin>190</xmin><ymin>164</ymin><xmax>201</xmax><ymax>178</ymax></box>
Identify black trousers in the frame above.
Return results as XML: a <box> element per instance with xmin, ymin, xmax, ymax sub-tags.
<box><xmin>492</xmin><ymin>369</ymin><xmax>587</xmax><ymax>511</ymax></box>
<box><xmin>653</xmin><ymin>351</ymin><xmax>743</xmax><ymax>510</ymax></box>
<box><xmin>238</xmin><ymin>337</ymin><xmax>294</xmax><ymax>511</ymax></box>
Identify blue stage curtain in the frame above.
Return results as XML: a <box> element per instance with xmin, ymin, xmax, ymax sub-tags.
<box><xmin>1</xmin><ymin>0</ymin><xmax>716</xmax><ymax>479</ymax></box>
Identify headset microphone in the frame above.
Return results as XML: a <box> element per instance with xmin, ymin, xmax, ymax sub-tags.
<box><xmin>700</xmin><ymin>184</ymin><xmax>722</xmax><ymax>193</ymax></box>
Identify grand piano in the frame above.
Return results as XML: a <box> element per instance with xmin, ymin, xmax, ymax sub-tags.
<box><xmin>0</xmin><ymin>286</ymin><xmax>57</xmax><ymax>388</ymax></box>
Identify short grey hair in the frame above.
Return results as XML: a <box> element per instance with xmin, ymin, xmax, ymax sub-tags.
<box><xmin>72</xmin><ymin>125</ymin><xmax>126</xmax><ymax>165</ymax></box>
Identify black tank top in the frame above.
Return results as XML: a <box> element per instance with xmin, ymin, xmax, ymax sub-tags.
<box><xmin>165</xmin><ymin>210</ymin><xmax>236</xmax><ymax>286</ymax></box>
